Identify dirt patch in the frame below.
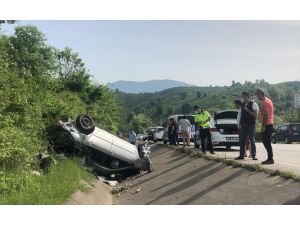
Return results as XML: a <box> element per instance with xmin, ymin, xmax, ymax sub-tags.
<box><xmin>67</xmin><ymin>179</ymin><xmax>113</xmax><ymax>205</ymax></box>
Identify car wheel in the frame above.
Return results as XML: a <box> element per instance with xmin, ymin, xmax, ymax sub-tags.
<box><xmin>163</xmin><ymin>140</ymin><xmax>167</xmax><ymax>144</ymax></box>
<box><xmin>76</xmin><ymin>114</ymin><xmax>95</xmax><ymax>135</ymax></box>
<box><xmin>272</xmin><ymin>137</ymin><xmax>276</xmax><ymax>144</ymax></box>
<box><xmin>284</xmin><ymin>137</ymin><xmax>290</xmax><ymax>144</ymax></box>
<box><xmin>226</xmin><ymin>145</ymin><xmax>231</xmax><ymax>150</ymax></box>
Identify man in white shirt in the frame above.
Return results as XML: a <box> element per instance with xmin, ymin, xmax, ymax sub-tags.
<box><xmin>178</xmin><ymin>116</ymin><xmax>192</xmax><ymax>147</ymax></box>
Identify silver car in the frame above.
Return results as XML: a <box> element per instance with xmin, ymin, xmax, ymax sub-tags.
<box><xmin>51</xmin><ymin>114</ymin><xmax>152</xmax><ymax>175</ymax></box>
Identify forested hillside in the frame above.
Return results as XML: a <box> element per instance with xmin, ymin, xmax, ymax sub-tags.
<box><xmin>0</xmin><ymin>21</ymin><xmax>120</xmax><ymax>195</ymax></box>
<box><xmin>117</xmin><ymin>80</ymin><xmax>300</xmax><ymax>131</ymax></box>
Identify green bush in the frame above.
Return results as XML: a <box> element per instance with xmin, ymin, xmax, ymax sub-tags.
<box><xmin>0</xmin><ymin>127</ymin><xmax>42</xmax><ymax>169</ymax></box>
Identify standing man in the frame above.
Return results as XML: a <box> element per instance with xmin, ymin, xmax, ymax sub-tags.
<box><xmin>128</xmin><ymin>129</ymin><xmax>137</xmax><ymax>145</ymax></box>
<box><xmin>235</xmin><ymin>92</ymin><xmax>258</xmax><ymax>160</ymax></box>
<box><xmin>178</xmin><ymin>116</ymin><xmax>192</xmax><ymax>147</ymax></box>
<box><xmin>256</xmin><ymin>89</ymin><xmax>275</xmax><ymax>164</ymax></box>
<box><xmin>168</xmin><ymin>117</ymin><xmax>177</xmax><ymax>145</ymax></box>
<box><xmin>193</xmin><ymin>105</ymin><xmax>215</xmax><ymax>154</ymax></box>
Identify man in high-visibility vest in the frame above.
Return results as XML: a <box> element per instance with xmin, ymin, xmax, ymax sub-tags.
<box><xmin>193</xmin><ymin>105</ymin><xmax>215</xmax><ymax>154</ymax></box>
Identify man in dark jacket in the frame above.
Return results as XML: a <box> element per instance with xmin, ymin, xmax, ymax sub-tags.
<box><xmin>235</xmin><ymin>92</ymin><xmax>258</xmax><ymax>160</ymax></box>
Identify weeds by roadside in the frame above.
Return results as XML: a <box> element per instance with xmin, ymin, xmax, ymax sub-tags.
<box><xmin>0</xmin><ymin>158</ymin><xmax>92</xmax><ymax>204</ymax></box>
<box><xmin>163</xmin><ymin>144</ymin><xmax>300</xmax><ymax>182</ymax></box>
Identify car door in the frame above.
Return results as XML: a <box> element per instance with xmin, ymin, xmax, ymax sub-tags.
<box><xmin>278</xmin><ymin>125</ymin><xmax>288</xmax><ymax>142</ymax></box>
<box><xmin>273</xmin><ymin>127</ymin><xmax>281</xmax><ymax>142</ymax></box>
<box><xmin>291</xmin><ymin>124</ymin><xmax>300</xmax><ymax>141</ymax></box>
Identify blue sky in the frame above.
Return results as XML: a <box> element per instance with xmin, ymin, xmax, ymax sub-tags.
<box><xmin>1</xmin><ymin>20</ymin><xmax>300</xmax><ymax>86</ymax></box>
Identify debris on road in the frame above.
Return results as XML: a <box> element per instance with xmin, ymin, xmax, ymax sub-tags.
<box><xmin>131</xmin><ymin>187</ymin><xmax>142</xmax><ymax>194</ymax></box>
<box><xmin>97</xmin><ymin>176</ymin><xmax>118</xmax><ymax>187</ymax></box>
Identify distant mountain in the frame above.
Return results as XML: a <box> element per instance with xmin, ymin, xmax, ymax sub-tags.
<box><xmin>108</xmin><ymin>79</ymin><xmax>194</xmax><ymax>93</ymax></box>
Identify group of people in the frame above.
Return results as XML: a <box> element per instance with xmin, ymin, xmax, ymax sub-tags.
<box><xmin>168</xmin><ymin>116</ymin><xmax>193</xmax><ymax>147</ymax></box>
<box><xmin>168</xmin><ymin>105</ymin><xmax>215</xmax><ymax>154</ymax></box>
<box><xmin>234</xmin><ymin>89</ymin><xmax>275</xmax><ymax>164</ymax></box>
<box><xmin>168</xmin><ymin>88</ymin><xmax>275</xmax><ymax>165</ymax></box>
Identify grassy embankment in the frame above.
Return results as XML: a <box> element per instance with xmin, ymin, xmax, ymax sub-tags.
<box><xmin>0</xmin><ymin>159</ymin><xmax>92</xmax><ymax>205</ymax></box>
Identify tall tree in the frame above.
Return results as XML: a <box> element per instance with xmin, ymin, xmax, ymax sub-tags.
<box><xmin>181</xmin><ymin>103</ymin><xmax>193</xmax><ymax>114</ymax></box>
<box><xmin>8</xmin><ymin>25</ymin><xmax>56</xmax><ymax>77</ymax></box>
<box><xmin>56</xmin><ymin>47</ymin><xmax>91</xmax><ymax>92</ymax></box>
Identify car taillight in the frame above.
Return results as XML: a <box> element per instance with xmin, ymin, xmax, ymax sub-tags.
<box><xmin>211</xmin><ymin>128</ymin><xmax>219</xmax><ymax>132</ymax></box>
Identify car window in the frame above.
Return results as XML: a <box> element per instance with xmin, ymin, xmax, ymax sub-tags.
<box><xmin>281</xmin><ymin>126</ymin><xmax>288</xmax><ymax>132</ymax></box>
<box><xmin>291</xmin><ymin>124</ymin><xmax>300</xmax><ymax>132</ymax></box>
<box><xmin>158</xmin><ymin>128</ymin><xmax>164</xmax><ymax>132</ymax></box>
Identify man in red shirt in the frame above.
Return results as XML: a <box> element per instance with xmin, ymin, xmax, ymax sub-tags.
<box><xmin>256</xmin><ymin>89</ymin><xmax>274</xmax><ymax>164</ymax></box>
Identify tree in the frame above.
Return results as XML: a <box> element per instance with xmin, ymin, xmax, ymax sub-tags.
<box><xmin>181</xmin><ymin>92</ymin><xmax>187</xmax><ymax>100</ymax></box>
<box><xmin>130</xmin><ymin>114</ymin><xmax>152</xmax><ymax>134</ymax></box>
<box><xmin>127</xmin><ymin>112</ymin><xmax>135</xmax><ymax>123</ymax></box>
<box><xmin>196</xmin><ymin>91</ymin><xmax>202</xmax><ymax>98</ymax></box>
<box><xmin>8</xmin><ymin>25</ymin><xmax>56</xmax><ymax>78</ymax></box>
<box><xmin>166</xmin><ymin>107</ymin><xmax>174</xmax><ymax>116</ymax></box>
<box><xmin>181</xmin><ymin>103</ymin><xmax>193</xmax><ymax>114</ymax></box>
<box><xmin>56</xmin><ymin>47</ymin><xmax>91</xmax><ymax>92</ymax></box>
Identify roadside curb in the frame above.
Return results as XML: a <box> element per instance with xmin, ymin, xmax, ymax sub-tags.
<box><xmin>160</xmin><ymin>144</ymin><xmax>300</xmax><ymax>182</ymax></box>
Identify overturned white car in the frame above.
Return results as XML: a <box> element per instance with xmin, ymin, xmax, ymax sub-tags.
<box><xmin>50</xmin><ymin>114</ymin><xmax>152</xmax><ymax>175</ymax></box>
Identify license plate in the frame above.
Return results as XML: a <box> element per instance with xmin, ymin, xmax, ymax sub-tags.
<box><xmin>226</xmin><ymin>137</ymin><xmax>239</xmax><ymax>141</ymax></box>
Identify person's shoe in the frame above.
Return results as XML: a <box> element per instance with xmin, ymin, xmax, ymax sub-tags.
<box><xmin>201</xmin><ymin>150</ymin><xmax>206</xmax><ymax>154</ymax></box>
<box><xmin>210</xmin><ymin>151</ymin><xmax>215</xmax><ymax>154</ymax></box>
<box><xmin>252</xmin><ymin>156</ymin><xmax>258</xmax><ymax>160</ymax></box>
<box><xmin>262</xmin><ymin>159</ymin><xmax>274</xmax><ymax>165</ymax></box>
<box><xmin>234</xmin><ymin>156</ymin><xmax>244</xmax><ymax>160</ymax></box>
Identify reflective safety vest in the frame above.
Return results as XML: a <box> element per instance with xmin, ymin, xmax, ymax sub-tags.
<box><xmin>195</xmin><ymin>111</ymin><xmax>211</xmax><ymax>128</ymax></box>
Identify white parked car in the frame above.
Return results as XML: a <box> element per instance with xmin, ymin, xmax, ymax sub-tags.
<box><xmin>210</xmin><ymin>110</ymin><xmax>239</xmax><ymax>149</ymax></box>
<box><xmin>153</xmin><ymin>127</ymin><xmax>165</xmax><ymax>142</ymax></box>
<box><xmin>52</xmin><ymin>114</ymin><xmax>152</xmax><ymax>175</ymax></box>
<box><xmin>194</xmin><ymin>110</ymin><xmax>239</xmax><ymax>149</ymax></box>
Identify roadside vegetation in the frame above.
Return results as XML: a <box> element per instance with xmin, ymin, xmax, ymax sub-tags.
<box><xmin>0</xmin><ymin>21</ymin><xmax>120</xmax><ymax>202</ymax></box>
<box><xmin>0</xmin><ymin>159</ymin><xmax>91</xmax><ymax>204</ymax></box>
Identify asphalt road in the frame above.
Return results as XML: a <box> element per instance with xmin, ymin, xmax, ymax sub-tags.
<box><xmin>212</xmin><ymin>143</ymin><xmax>300</xmax><ymax>176</ymax></box>
<box><xmin>118</xmin><ymin>144</ymin><xmax>300</xmax><ymax>205</ymax></box>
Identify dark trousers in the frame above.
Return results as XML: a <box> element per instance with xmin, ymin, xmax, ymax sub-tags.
<box><xmin>240</xmin><ymin>125</ymin><xmax>256</xmax><ymax>157</ymax></box>
<box><xmin>200</xmin><ymin>127</ymin><xmax>213</xmax><ymax>152</ymax></box>
<box><xmin>170</xmin><ymin>132</ymin><xmax>176</xmax><ymax>145</ymax></box>
<box><xmin>262</xmin><ymin>124</ymin><xmax>274</xmax><ymax>160</ymax></box>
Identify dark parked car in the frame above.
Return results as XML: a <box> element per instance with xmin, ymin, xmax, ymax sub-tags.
<box><xmin>272</xmin><ymin>123</ymin><xmax>300</xmax><ymax>144</ymax></box>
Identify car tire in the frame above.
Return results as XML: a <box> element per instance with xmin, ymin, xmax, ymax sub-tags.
<box><xmin>76</xmin><ymin>114</ymin><xmax>95</xmax><ymax>135</ymax></box>
<box><xmin>226</xmin><ymin>145</ymin><xmax>231</xmax><ymax>150</ymax></box>
<box><xmin>163</xmin><ymin>140</ymin><xmax>167</xmax><ymax>144</ymax></box>
<box><xmin>272</xmin><ymin>137</ymin><xmax>276</xmax><ymax>144</ymax></box>
<box><xmin>284</xmin><ymin>137</ymin><xmax>290</xmax><ymax>144</ymax></box>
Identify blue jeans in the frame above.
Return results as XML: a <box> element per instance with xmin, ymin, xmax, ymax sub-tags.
<box><xmin>240</xmin><ymin>125</ymin><xmax>256</xmax><ymax>158</ymax></box>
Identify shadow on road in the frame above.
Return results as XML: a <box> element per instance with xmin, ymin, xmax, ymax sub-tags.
<box><xmin>166</xmin><ymin>154</ymin><xmax>190</xmax><ymax>165</ymax></box>
<box><xmin>179</xmin><ymin>169</ymin><xmax>244</xmax><ymax>205</ymax></box>
<box><xmin>150</xmin><ymin>160</ymin><xmax>216</xmax><ymax>193</ymax></box>
<box><xmin>146</xmin><ymin>163</ymin><xmax>226</xmax><ymax>204</ymax></box>
<box><xmin>130</xmin><ymin>157</ymin><xmax>199</xmax><ymax>188</ymax></box>
<box><xmin>284</xmin><ymin>195</ymin><xmax>300</xmax><ymax>205</ymax></box>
